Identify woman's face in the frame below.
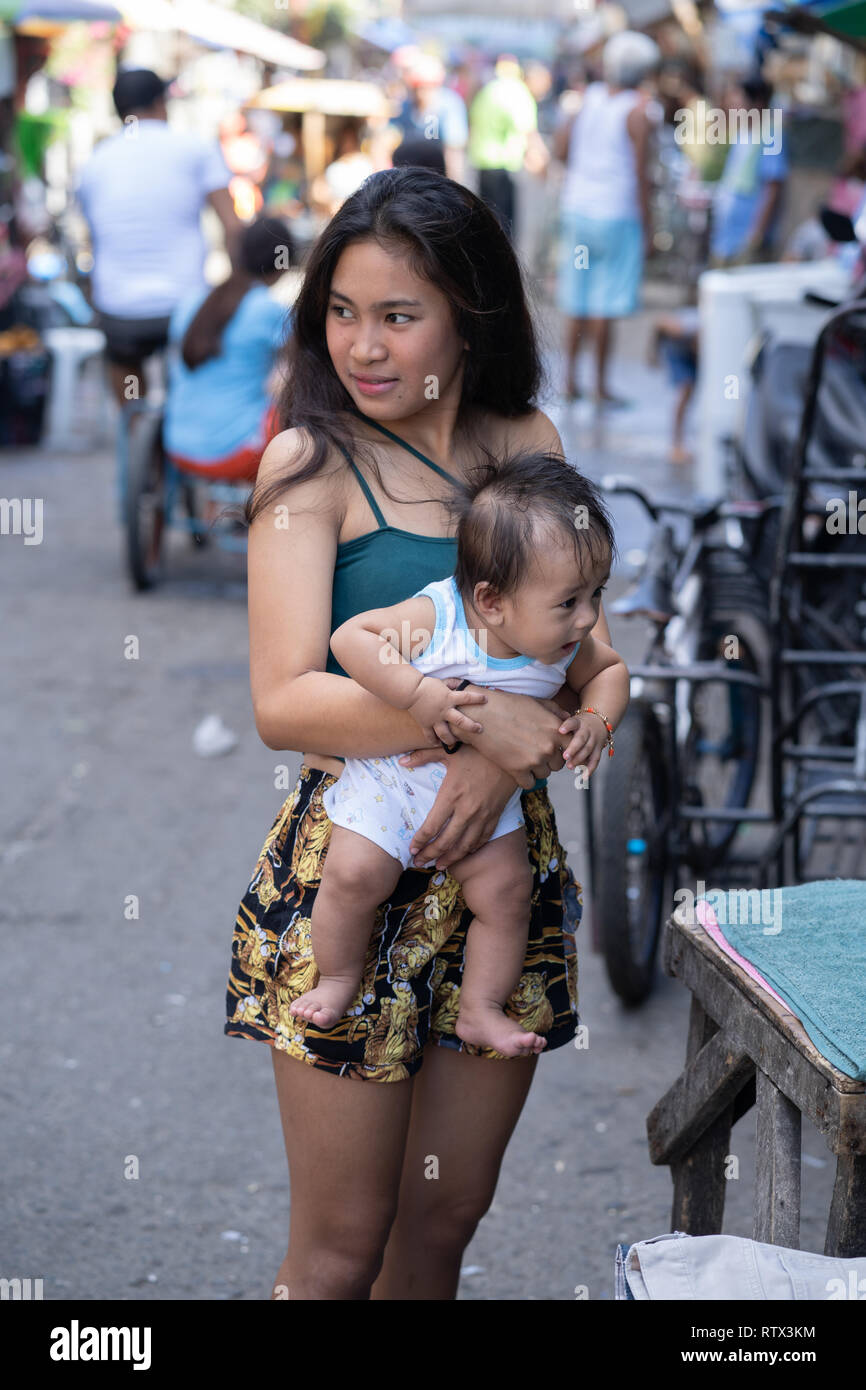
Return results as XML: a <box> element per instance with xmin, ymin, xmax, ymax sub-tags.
<box><xmin>325</xmin><ymin>237</ymin><xmax>467</xmax><ymax>422</ymax></box>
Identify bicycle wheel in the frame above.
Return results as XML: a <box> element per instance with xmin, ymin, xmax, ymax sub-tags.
<box><xmin>596</xmin><ymin>701</ymin><xmax>671</xmax><ymax>1005</ymax></box>
<box><xmin>125</xmin><ymin>412</ymin><xmax>166</xmax><ymax>591</ymax></box>
<box><xmin>684</xmin><ymin>599</ymin><xmax>764</xmax><ymax>869</ymax></box>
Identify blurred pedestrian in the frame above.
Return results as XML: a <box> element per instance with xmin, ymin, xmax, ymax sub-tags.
<box><xmin>391</xmin><ymin>135</ymin><xmax>447</xmax><ymax>175</ymax></box>
<box><xmin>163</xmin><ymin>216</ymin><xmax>292</xmax><ymax>483</ymax></box>
<box><xmin>469</xmin><ymin>56</ymin><xmax>544</xmax><ymax>238</ymax></box>
<box><xmin>76</xmin><ymin>69</ymin><xmax>242</xmax><ymax>406</ymax></box>
<box><xmin>554</xmin><ymin>32</ymin><xmax>660</xmax><ymax>405</ymax></box>
<box><xmin>709</xmin><ymin>76</ymin><xmax>788</xmax><ymax>267</ymax></box>
<box><xmin>311</xmin><ymin>121</ymin><xmax>375</xmax><ymax>220</ymax></box>
<box><xmin>519</xmin><ymin>61</ymin><xmax>557</xmax><ymax>276</ymax></box>
<box><xmin>392</xmin><ymin>53</ymin><xmax>468</xmax><ymax>185</ymax></box>
<box><xmin>658</xmin><ymin>60</ymin><xmax>727</xmax><ymax>183</ymax></box>
<box><xmin>220</xmin><ymin>110</ymin><xmax>269</xmax><ymax>222</ymax></box>
<box><xmin>648</xmin><ymin>306</ymin><xmax>699</xmax><ymax>464</ymax></box>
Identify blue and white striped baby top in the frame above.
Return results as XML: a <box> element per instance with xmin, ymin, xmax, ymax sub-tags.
<box><xmin>410</xmin><ymin>574</ymin><xmax>580</xmax><ymax>692</ymax></box>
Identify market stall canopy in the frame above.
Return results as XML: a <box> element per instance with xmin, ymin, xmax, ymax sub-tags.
<box><xmin>120</xmin><ymin>0</ymin><xmax>325</xmax><ymax>71</ymax></box>
<box><xmin>250</xmin><ymin>77</ymin><xmax>390</xmax><ymax>117</ymax></box>
<box><xmin>765</xmin><ymin>0</ymin><xmax>866</xmax><ymax>45</ymax></box>
<box><xmin>0</xmin><ymin>0</ymin><xmax>121</xmax><ymax>21</ymax></box>
<box><xmin>1</xmin><ymin>0</ymin><xmax>326</xmax><ymax>67</ymax></box>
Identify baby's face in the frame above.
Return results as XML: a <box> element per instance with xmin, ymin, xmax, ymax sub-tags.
<box><xmin>500</xmin><ymin>536</ymin><xmax>611</xmax><ymax>665</ymax></box>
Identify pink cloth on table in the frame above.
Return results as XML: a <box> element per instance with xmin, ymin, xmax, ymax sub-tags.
<box><xmin>694</xmin><ymin>899</ymin><xmax>791</xmax><ymax>1011</ymax></box>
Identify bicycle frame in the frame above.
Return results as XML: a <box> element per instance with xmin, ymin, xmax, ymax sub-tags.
<box><xmin>116</xmin><ymin>399</ymin><xmax>250</xmax><ymax>556</ymax></box>
<box><xmin>593</xmin><ymin>300</ymin><xmax>866</xmax><ymax>998</ymax></box>
<box><xmin>603</xmin><ymin>479</ymin><xmax>775</xmax><ymax>891</ymax></box>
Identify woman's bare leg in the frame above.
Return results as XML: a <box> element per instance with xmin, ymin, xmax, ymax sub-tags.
<box><xmin>270</xmin><ymin>1048</ymin><xmax>413</xmax><ymax>1299</ymax></box>
<box><xmin>370</xmin><ymin>1045</ymin><xmax>539</xmax><ymax>1300</ymax></box>
<box><xmin>290</xmin><ymin>826</ymin><xmax>402</xmax><ymax>1027</ymax></box>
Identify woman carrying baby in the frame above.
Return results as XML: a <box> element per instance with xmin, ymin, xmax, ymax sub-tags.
<box><xmin>290</xmin><ymin>450</ymin><xmax>628</xmax><ymax>1058</ymax></box>
<box><xmin>225</xmin><ymin>166</ymin><xmax>627</xmax><ymax>1300</ymax></box>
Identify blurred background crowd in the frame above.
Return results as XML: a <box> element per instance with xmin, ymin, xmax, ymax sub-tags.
<box><xmin>2</xmin><ymin>0</ymin><xmax>866</xmax><ymax>465</ymax></box>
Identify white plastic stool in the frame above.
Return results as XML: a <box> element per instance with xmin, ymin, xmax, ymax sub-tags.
<box><xmin>42</xmin><ymin>327</ymin><xmax>108</xmax><ymax>451</ymax></box>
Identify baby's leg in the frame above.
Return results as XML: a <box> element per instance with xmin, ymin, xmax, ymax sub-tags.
<box><xmin>447</xmin><ymin>828</ymin><xmax>542</xmax><ymax>1058</ymax></box>
<box><xmin>289</xmin><ymin>825</ymin><xmax>403</xmax><ymax>1029</ymax></box>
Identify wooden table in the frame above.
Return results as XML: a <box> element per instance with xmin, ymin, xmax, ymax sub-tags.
<box><xmin>647</xmin><ymin>907</ymin><xmax>866</xmax><ymax>1257</ymax></box>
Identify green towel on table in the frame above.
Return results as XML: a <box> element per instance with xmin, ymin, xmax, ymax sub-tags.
<box><xmin>705</xmin><ymin>879</ymin><xmax>866</xmax><ymax>1081</ymax></box>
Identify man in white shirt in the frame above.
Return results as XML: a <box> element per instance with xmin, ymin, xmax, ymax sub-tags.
<box><xmin>77</xmin><ymin>69</ymin><xmax>242</xmax><ymax>404</ymax></box>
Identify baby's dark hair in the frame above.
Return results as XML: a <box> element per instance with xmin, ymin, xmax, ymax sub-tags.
<box><xmin>451</xmin><ymin>450</ymin><xmax>617</xmax><ymax>601</ymax></box>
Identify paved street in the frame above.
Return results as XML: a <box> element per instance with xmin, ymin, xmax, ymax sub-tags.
<box><xmin>1</xmin><ymin>326</ymin><xmax>837</xmax><ymax>1301</ymax></box>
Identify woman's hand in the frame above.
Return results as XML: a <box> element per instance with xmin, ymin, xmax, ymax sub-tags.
<box><xmin>401</xmin><ymin>684</ymin><xmax>572</xmax><ymax>788</ymax></box>
<box><xmin>406</xmin><ymin>745</ymin><xmax>521</xmax><ymax>869</ymax></box>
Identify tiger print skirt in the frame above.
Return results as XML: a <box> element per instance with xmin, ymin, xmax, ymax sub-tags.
<box><xmin>225</xmin><ymin>764</ymin><xmax>582</xmax><ymax>1082</ymax></box>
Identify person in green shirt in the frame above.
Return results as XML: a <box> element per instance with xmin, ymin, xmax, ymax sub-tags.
<box><xmin>469</xmin><ymin>56</ymin><xmax>542</xmax><ymax>238</ymax></box>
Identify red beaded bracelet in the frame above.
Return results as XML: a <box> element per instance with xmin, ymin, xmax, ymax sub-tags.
<box><xmin>577</xmin><ymin>706</ymin><xmax>615</xmax><ymax>757</ymax></box>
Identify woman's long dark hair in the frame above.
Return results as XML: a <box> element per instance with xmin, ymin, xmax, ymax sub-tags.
<box><xmin>246</xmin><ymin>167</ymin><xmax>544</xmax><ymax>523</ymax></box>
<box><xmin>181</xmin><ymin>215</ymin><xmax>293</xmax><ymax>370</ymax></box>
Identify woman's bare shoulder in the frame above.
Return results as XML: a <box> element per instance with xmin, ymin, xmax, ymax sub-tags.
<box><xmin>479</xmin><ymin>408</ymin><xmax>566</xmax><ymax>459</ymax></box>
<box><xmin>251</xmin><ymin>426</ymin><xmax>350</xmax><ymax>521</ymax></box>
<box><xmin>255</xmin><ymin>426</ymin><xmax>342</xmax><ymax>489</ymax></box>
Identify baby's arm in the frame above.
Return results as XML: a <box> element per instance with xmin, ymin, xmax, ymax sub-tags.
<box><xmin>558</xmin><ymin>635</ymin><xmax>631</xmax><ymax>773</ymax></box>
<box><xmin>330</xmin><ymin>597</ymin><xmax>488</xmax><ymax>746</ymax></box>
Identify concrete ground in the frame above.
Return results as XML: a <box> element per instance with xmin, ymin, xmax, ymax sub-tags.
<box><xmin>0</xmin><ymin>316</ymin><xmax>838</xmax><ymax>1302</ymax></box>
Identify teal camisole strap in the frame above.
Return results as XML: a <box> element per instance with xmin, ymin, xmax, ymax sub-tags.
<box><xmin>328</xmin><ymin>418</ymin><xmax>548</xmax><ymax>793</ymax></box>
<box><xmin>334</xmin><ymin>441</ymin><xmax>389</xmax><ymax>530</ymax></box>
<box><xmin>353</xmin><ymin>412</ymin><xmax>461</xmax><ymax>486</ymax></box>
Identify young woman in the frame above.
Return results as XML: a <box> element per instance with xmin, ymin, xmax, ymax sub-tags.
<box><xmin>225</xmin><ymin>167</ymin><xmax>617</xmax><ymax>1300</ymax></box>
<box><xmin>163</xmin><ymin>215</ymin><xmax>293</xmax><ymax>481</ymax></box>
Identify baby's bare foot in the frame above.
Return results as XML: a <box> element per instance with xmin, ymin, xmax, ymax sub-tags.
<box><xmin>456</xmin><ymin>1002</ymin><xmax>547</xmax><ymax>1058</ymax></box>
<box><xmin>289</xmin><ymin>976</ymin><xmax>358</xmax><ymax>1029</ymax></box>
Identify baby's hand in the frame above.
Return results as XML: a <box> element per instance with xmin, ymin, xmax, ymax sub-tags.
<box><xmin>408</xmin><ymin>676</ymin><xmax>487</xmax><ymax>746</ymax></box>
<box><xmin>557</xmin><ymin>712</ymin><xmax>607</xmax><ymax>777</ymax></box>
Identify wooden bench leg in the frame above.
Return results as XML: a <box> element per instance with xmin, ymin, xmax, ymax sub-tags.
<box><xmin>825</xmin><ymin>1155</ymin><xmax>866</xmax><ymax>1258</ymax></box>
<box><xmin>754</xmin><ymin>1069</ymin><xmax>801</xmax><ymax>1248</ymax></box>
<box><xmin>671</xmin><ymin>1105</ymin><xmax>736</xmax><ymax>1235</ymax></box>
<box><xmin>668</xmin><ymin>999</ymin><xmax>741</xmax><ymax>1236</ymax></box>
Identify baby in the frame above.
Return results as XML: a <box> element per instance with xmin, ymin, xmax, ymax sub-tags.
<box><xmin>289</xmin><ymin>450</ymin><xmax>629</xmax><ymax>1057</ymax></box>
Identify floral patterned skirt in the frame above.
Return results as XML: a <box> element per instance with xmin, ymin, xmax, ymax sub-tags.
<box><xmin>225</xmin><ymin>764</ymin><xmax>583</xmax><ymax>1082</ymax></box>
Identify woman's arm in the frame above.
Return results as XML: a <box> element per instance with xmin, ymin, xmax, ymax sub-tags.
<box><xmin>249</xmin><ymin>432</ymin><xmax>441</xmax><ymax>757</ymax></box>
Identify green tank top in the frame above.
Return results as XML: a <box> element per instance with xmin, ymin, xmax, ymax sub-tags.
<box><xmin>327</xmin><ymin>419</ymin><xmax>459</xmax><ymax>680</ymax></box>
<box><xmin>326</xmin><ymin>415</ymin><xmax>548</xmax><ymax>791</ymax></box>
